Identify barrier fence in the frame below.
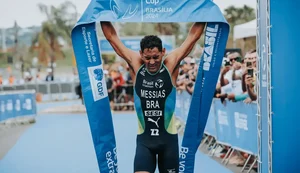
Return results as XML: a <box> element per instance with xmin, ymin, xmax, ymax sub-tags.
<box><xmin>0</xmin><ymin>81</ymin><xmax>132</xmax><ymax>106</ymax></box>
<box><xmin>0</xmin><ymin>81</ymin><xmax>80</xmax><ymax>101</ymax></box>
<box><xmin>175</xmin><ymin>90</ymin><xmax>258</xmax><ymax>172</ymax></box>
<box><xmin>0</xmin><ymin>90</ymin><xmax>37</xmax><ymax>124</ymax></box>
<box><xmin>0</xmin><ymin>86</ymin><xmax>257</xmax><ymax>171</ymax></box>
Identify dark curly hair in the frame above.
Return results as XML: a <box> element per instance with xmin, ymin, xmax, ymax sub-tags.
<box><xmin>140</xmin><ymin>35</ymin><xmax>163</xmax><ymax>52</ymax></box>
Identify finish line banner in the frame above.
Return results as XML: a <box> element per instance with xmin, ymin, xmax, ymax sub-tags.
<box><xmin>180</xmin><ymin>23</ymin><xmax>228</xmax><ymax>173</ymax></box>
<box><xmin>71</xmin><ymin>0</ymin><xmax>229</xmax><ymax>172</ymax></box>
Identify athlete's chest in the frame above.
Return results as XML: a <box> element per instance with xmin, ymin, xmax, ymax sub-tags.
<box><xmin>135</xmin><ymin>66</ymin><xmax>173</xmax><ymax>98</ymax></box>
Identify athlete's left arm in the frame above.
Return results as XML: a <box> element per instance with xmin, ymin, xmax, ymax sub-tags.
<box><xmin>165</xmin><ymin>22</ymin><xmax>206</xmax><ymax>74</ymax></box>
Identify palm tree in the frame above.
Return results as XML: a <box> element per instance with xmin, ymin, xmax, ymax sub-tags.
<box><xmin>223</xmin><ymin>5</ymin><xmax>256</xmax><ymax>48</ymax></box>
<box><xmin>224</xmin><ymin>5</ymin><xmax>256</xmax><ymax>28</ymax></box>
<box><xmin>31</xmin><ymin>21</ymin><xmax>65</xmax><ymax>70</ymax></box>
<box><xmin>239</xmin><ymin>5</ymin><xmax>256</xmax><ymax>24</ymax></box>
<box><xmin>30</xmin><ymin>1</ymin><xmax>78</xmax><ymax>72</ymax></box>
<box><xmin>120</xmin><ymin>23</ymin><xmax>156</xmax><ymax>36</ymax></box>
<box><xmin>154</xmin><ymin>23</ymin><xmax>181</xmax><ymax>46</ymax></box>
<box><xmin>154</xmin><ymin>23</ymin><xmax>180</xmax><ymax>35</ymax></box>
<box><xmin>44</xmin><ymin>1</ymin><xmax>78</xmax><ymax>45</ymax></box>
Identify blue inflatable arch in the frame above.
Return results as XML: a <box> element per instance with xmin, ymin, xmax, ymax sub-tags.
<box><xmin>71</xmin><ymin>0</ymin><xmax>229</xmax><ymax>172</ymax></box>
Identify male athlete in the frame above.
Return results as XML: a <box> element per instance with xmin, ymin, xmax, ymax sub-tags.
<box><xmin>101</xmin><ymin>22</ymin><xmax>205</xmax><ymax>173</ymax></box>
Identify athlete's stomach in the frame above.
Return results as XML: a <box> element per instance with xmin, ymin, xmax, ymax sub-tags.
<box><xmin>133</xmin><ymin>89</ymin><xmax>177</xmax><ymax>136</ymax></box>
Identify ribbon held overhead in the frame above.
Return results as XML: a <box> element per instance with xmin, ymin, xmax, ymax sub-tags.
<box><xmin>71</xmin><ymin>0</ymin><xmax>229</xmax><ymax>172</ymax></box>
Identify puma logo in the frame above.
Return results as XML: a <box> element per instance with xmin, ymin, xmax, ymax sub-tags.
<box><xmin>148</xmin><ymin>117</ymin><xmax>160</xmax><ymax>128</ymax></box>
<box><xmin>167</xmin><ymin>169</ymin><xmax>176</xmax><ymax>173</ymax></box>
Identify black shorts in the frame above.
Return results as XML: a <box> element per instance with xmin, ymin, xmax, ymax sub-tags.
<box><xmin>134</xmin><ymin>135</ymin><xmax>179</xmax><ymax>173</ymax></box>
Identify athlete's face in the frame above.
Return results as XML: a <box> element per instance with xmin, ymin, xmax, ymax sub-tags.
<box><xmin>140</xmin><ymin>47</ymin><xmax>165</xmax><ymax>73</ymax></box>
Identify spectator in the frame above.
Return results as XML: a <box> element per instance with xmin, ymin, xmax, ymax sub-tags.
<box><xmin>45</xmin><ymin>68</ymin><xmax>54</xmax><ymax>82</ymax></box>
<box><xmin>75</xmin><ymin>84</ymin><xmax>83</xmax><ymax>104</ymax></box>
<box><xmin>24</xmin><ymin>71</ymin><xmax>33</xmax><ymax>82</ymax></box>
<box><xmin>176</xmin><ymin>57</ymin><xmax>193</xmax><ymax>92</ymax></box>
<box><xmin>219</xmin><ymin>58</ymin><xmax>232</xmax><ymax>91</ymax></box>
<box><xmin>111</xmin><ymin>69</ymin><xmax>125</xmax><ymax>94</ymax></box>
<box><xmin>106</xmin><ymin>70</ymin><xmax>116</xmax><ymax>110</ymax></box>
<box><xmin>185</xmin><ymin>80</ymin><xmax>194</xmax><ymax>95</ymax></box>
<box><xmin>244</xmin><ymin>75</ymin><xmax>256</xmax><ymax>103</ymax></box>
<box><xmin>244</xmin><ymin>51</ymin><xmax>257</xmax><ymax>103</ymax></box>
<box><xmin>216</xmin><ymin>58</ymin><xmax>231</xmax><ymax>103</ymax></box>
<box><xmin>223</xmin><ymin>53</ymin><xmax>244</xmax><ymax>102</ymax></box>
<box><xmin>124</xmin><ymin>65</ymin><xmax>134</xmax><ymax>110</ymax></box>
<box><xmin>235</xmin><ymin>50</ymin><xmax>256</xmax><ymax>103</ymax></box>
<box><xmin>9</xmin><ymin>75</ymin><xmax>15</xmax><ymax>85</ymax></box>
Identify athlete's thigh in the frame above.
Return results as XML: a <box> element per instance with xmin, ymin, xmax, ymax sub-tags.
<box><xmin>158</xmin><ymin>142</ymin><xmax>179</xmax><ymax>173</ymax></box>
<box><xmin>134</xmin><ymin>143</ymin><xmax>156</xmax><ymax>173</ymax></box>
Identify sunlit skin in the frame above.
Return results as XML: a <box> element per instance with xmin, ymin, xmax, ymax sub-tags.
<box><xmin>140</xmin><ymin>47</ymin><xmax>166</xmax><ymax>73</ymax></box>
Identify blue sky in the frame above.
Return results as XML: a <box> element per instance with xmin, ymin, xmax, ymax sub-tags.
<box><xmin>0</xmin><ymin>0</ymin><xmax>256</xmax><ymax>28</ymax></box>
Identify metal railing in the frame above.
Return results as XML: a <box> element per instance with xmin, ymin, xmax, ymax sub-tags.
<box><xmin>0</xmin><ymin>81</ymin><xmax>80</xmax><ymax>101</ymax></box>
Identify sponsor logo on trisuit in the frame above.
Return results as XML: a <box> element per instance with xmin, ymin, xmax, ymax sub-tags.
<box><xmin>142</xmin><ymin>79</ymin><xmax>154</xmax><ymax>88</ymax></box>
<box><xmin>155</xmin><ymin>79</ymin><xmax>164</xmax><ymax>88</ymax></box>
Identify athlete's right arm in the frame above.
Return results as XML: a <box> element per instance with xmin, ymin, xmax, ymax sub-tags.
<box><xmin>100</xmin><ymin>22</ymin><xmax>141</xmax><ymax>71</ymax></box>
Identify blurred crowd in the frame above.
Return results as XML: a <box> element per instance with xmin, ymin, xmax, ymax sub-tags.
<box><xmin>175</xmin><ymin>49</ymin><xmax>258</xmax><ymax>170</ymax></box>
<box><xmin>215</xmin><ymin>49</ymin><xmax>257</xmax><ymax>104</ymax></box>
<box><xmin>100</xmin><ymin>48</ymin><xmax>257</xmax><ymax>113</ymax></box>
<box><xmin>175</xmin><ymin>49</ymin><xmax>257</xmax><ymax>104</ymax></box>
<box><xmin>0</xmin><ymin>67</ymin><xmax>77</xmax><ymax>86</ymax></box>
<box><xmin>211</xmin><ymin>49</ymin><xmax>258</xmax><ymax>170</ymax></box>
<box><xmin>101</xmin><ymin>63</ymin><xmax>134</xmax><ymax>111</ymax></box>
<box><xmin>176</xmin><ymin>56</ymin><xmax>198</xmax><ymax>95</ymax></box>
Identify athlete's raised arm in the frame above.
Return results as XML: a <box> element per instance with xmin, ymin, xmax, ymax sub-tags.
<box><xmin>100</xmin><ymin>22</ymin><xmax>142</xmax><ymax>72</ymax></box>
<box><xmin>165</xmin><ymin>22</ymin><xmax>205</xmax><ymax>74</ymax></box>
